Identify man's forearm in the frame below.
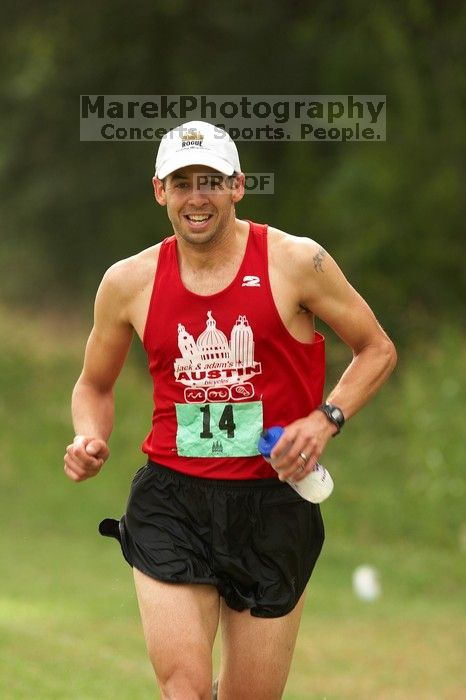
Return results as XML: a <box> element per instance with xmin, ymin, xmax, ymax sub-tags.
<box><xmin>71</xmin><ymin>378</ymin><xmax>115</xmax><ymax>441</ymax></box>
<box><xmin>325</xmin><ymin>338</ymin><xmax>397</xmax><ymax>420</ymax></box>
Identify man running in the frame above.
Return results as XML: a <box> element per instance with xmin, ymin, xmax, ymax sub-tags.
<box><xmin>64</xmin><ymin>120</ymin><xmax>396</xmax><ymax>700</ymax></box>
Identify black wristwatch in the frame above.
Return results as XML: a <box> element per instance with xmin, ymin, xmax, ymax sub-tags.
<box><xmin>317</xmin><ymin>402</ymin><xmax>345</xmax><ymax>435</ymax></box>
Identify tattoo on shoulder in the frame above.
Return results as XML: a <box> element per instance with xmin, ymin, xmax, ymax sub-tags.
<box><xmin>313</xmin><ymin>246</ymin><xmax>326</xmax><ymax>273</ymax></box>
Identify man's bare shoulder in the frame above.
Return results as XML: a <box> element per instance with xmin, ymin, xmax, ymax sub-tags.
<box><xmin>266</xmin><ymin>225</ymin><xmax>346</xmax><ymax>313</ymax></box>
<box><xmin>99</xmin><ymin>243</ymin><xmax>162</xmax><ymax>301</ymax></box>
<box><xmin>267</xmin><ymin>226</ymin><xmax>327</xmax><ymax>275</ymax></box>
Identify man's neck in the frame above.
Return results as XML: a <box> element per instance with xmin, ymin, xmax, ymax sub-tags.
<box><xmin>174</xmin><ymin>218</ymin><xmax>250</xmax><ymax>296</ymax></box>
<box><xmin>175</xmin><ymin>217</ymin><xmax>248</xmax><ymax>272</ymax></box>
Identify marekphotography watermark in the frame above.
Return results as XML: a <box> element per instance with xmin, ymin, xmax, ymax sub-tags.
<box><xmin>80</xmin><ymin>95</ymin><xmax>386</xmax><ymax>142</ymax></box>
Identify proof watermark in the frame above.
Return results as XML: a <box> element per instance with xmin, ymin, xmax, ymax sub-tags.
<box><xmin>165</xmin><ymin>172</ymin><xmax>274</xmax><ymax>195</ymax></box>
<box><xmin>80</xmin><ymin>95</ymin><xmax>386</xmax><ymax>142</ymax></box>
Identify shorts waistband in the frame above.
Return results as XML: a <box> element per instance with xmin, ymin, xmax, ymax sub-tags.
<box><xmin>147</xmin><ymin>460</ymin><xmax>284</xmax><ymax>490</ymax></box>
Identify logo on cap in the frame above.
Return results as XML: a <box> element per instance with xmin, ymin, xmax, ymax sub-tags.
<box><xmin>181</xmin><ymin>129</ymin><xmax>204</xmax><ymax>148</ymax></box>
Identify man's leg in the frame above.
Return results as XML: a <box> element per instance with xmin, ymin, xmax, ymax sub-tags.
<box><xmin>133</xmin><ymin>568</ymin><xmax>220</xmax><ymax>700</ymax></box>
<box><xmin>217</xmin><ymin>592</ymin><xmax>307</xmax><ymax>700</ymax></box>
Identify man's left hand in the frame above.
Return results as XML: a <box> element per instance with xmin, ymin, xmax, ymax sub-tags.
<box><xmin>270</xmin><ymin>411</ymin><xmax>337</xmax><ymax>483</ymax></box>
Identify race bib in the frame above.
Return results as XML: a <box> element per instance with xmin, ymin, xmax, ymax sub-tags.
<box><xmin>175</xmin><ymin>401</ymin><xmax>263</xmax><ymax>458</ymax></box>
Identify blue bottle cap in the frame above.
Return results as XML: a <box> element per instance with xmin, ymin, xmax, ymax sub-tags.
<box><xmin>258</xmin><ymin>426</ymin><xmax>285</xmax><ymax>458</ymax></box>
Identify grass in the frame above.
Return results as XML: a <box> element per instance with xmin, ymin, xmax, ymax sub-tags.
<box><xmin>0</xmin><ymin>305</ymin><xmax>464</xmax><ymax>699</ymax></box>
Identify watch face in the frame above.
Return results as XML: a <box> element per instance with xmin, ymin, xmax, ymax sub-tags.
<box><xmin>318</xmin><ymin>403</ymin><xmax>344</xmax><ymax>430</ymax></box>
<box><xmin>326</xmin><ymin>404</ymin><xmax>344</xmax><ymax>426</ymax></box>
<box><xmin>331</xmin><ymin>408</ymin><xmax>342</xmax><ymax>421</ymax></box>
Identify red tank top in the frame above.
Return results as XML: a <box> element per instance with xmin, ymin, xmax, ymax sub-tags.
<box><xmin>142</xmin><ymin>221</ymin><xmax>325</xmax><ymax>479</ymax></box>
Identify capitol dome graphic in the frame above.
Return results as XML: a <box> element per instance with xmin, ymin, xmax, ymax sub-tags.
<box><xmin>174</xmin><ymin>310</ymin><xmax>261</xmax><ymax>388</ymax></box>
<box><xmin>196</xmin><ymin>311</ymin><xmax>229</xmax><ymax>361</ymax></box>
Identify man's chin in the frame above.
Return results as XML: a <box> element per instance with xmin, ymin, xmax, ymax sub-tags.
<box><xmin>177</xmin><ymin>220</ymin><xmax>218</xmax><ymax>245</ymax></box>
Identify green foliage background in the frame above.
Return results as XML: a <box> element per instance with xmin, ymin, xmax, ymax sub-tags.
<box><xmin>1</xmin><ymin>0</ymin><xmax>465</xmax><ymax>342</ymax></box>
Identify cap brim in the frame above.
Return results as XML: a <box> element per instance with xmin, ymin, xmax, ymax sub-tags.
<box><xmin>156</xmin><ymin>151</ymin><xmax>235</xmax><ymax>179</ymax></box>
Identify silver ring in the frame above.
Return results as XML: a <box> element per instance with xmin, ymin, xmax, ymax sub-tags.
<box><xmin>299</xmin><ymin>452</ymin><xmax>309</xmax><ymax>463</ymax></box>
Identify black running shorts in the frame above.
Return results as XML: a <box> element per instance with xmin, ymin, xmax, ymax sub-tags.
<box><xmin>100</xmin><ymin>461</ymin><xmax>325</xmax><ymax>618</ymax></box>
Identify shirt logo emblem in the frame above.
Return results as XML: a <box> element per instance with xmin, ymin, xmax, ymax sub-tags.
<box><xmin>175</xmin><ymin>311</ymin><xmax>262</xmax><ymax>394</ymax></box>
<box><xmin>242</xmin><ymin>275</ymin><xmax>261</xmax><ymax>287</ymax></box>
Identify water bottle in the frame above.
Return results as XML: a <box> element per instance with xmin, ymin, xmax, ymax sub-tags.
<box><xmin>258</xmin><ymin>426</ymin><xmax>334</xmax><ymax>503</ymax></box>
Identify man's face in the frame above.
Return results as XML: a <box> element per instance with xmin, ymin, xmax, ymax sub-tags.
<box><xmin>153</xmin><ymin>165</ymin><xmax>244</xmax><ymax>246</ymax></box>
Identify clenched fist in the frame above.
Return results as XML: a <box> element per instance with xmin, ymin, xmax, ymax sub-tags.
<box><xmin>64</xmin><ymin>435</ymin><xmax>110</xmax><ymax>482</ymax></box>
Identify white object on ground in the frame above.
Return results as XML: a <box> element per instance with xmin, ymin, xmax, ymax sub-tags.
<box><xmin>352</xmin><ymin>565</ymin><xmax>381</xmax><ymax>601</ymax></box>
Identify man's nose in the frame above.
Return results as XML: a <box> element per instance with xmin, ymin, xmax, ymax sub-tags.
<box><xmin>187</xmin><ymin>188</ymin><xmax>210</xmax><ymax>206</ymax></box>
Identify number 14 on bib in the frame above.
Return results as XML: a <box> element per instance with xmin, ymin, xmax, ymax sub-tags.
<box><xmin>175</xmin><ymin>401</ymin><xmax>263</xmax><ymax>457</ymax></box>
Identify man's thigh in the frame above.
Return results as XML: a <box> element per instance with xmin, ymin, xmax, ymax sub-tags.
<box><xmin>218</xmin><ymin>591</ymin><xmax>307</xmax><ymax>700</ymax></box>
<box><xmin>133</xmin><ymin>568</ymin><xmax>220</xmax><ymax>690</ymax></box>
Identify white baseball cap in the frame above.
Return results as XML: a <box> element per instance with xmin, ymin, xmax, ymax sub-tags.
<box><xmin>155</xmin><ymin>121</ymin><xmax>241</xmax><ymax>179</ymax></box>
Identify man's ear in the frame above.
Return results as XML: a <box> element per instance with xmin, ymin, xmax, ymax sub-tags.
<box><xmin>153</xmin><ymin>176</ymin><xmax>167</xmax><ymax>205</ymax></box>
<box><xmin>231</xmin><ymin>173</ymin><xmax>245</xmax><ymax>204</ymax></box>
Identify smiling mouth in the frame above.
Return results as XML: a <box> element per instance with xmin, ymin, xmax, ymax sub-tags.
<box><xmin>184</xmin><ymin>214</ymin><xmax>213</xmax><ymax>225</ymax></box>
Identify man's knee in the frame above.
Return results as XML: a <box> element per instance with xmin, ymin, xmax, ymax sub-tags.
<box><xmin>156</xmin><ymin>662</ymin><xmax>213</xmax><ymax>700</ymax></box>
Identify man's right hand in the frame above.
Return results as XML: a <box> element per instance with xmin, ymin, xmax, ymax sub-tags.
<box><xmin>64</xmin><ymin>435</ymin><xmax>110</xmax><ymax>482</ymax></box>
